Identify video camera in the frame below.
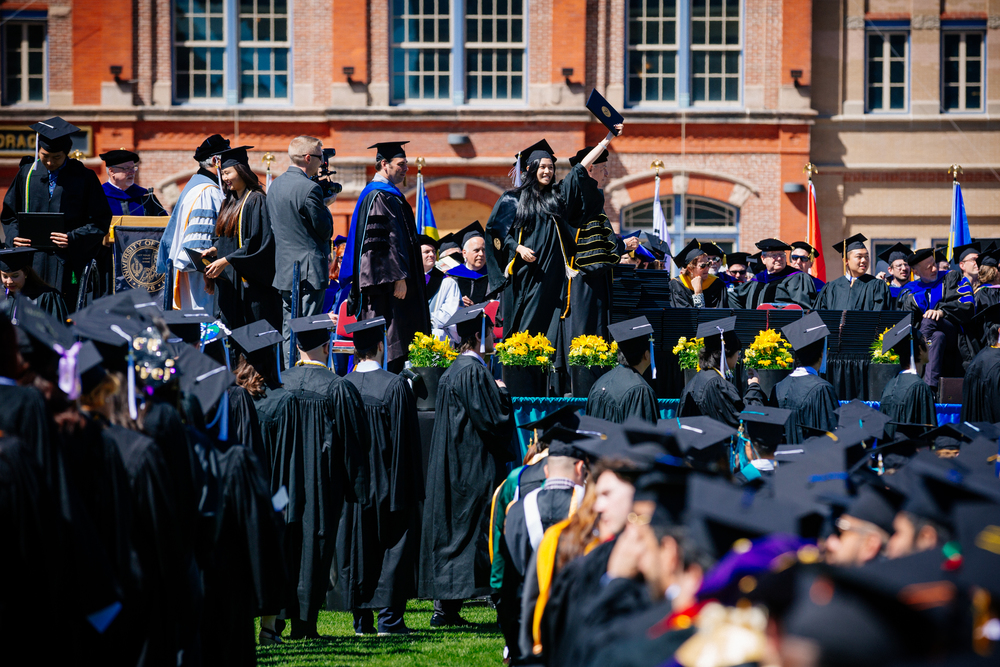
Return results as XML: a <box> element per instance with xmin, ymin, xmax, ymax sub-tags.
<box><xmin>315</xmin><ymin>147</ymin><xmax>343</xmax><ymax>199</ymax></box>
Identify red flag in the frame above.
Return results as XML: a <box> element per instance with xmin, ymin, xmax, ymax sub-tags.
<box><xmin>807</xmin><ymin>181</ymin><xmax>826</xmax><ymax>279</ymax></box>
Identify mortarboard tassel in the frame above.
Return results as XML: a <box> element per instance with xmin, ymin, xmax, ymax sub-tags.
<box><xmin>328</xmin><ymin>330</ymin><xmax>335</xmax><ymax>369</ymax></box>
<box><xmin>207</xmin><ymin>390</ymin><xmax>229</xmax><ymax>442</ymax></box>
<box><xmin>511</xmin><ymin>152</ymin><xmax>523</xmax><ymax>188</ymax></box>
<box><xmin>223</xmin><ymin>339</ymin><xmax>232</xmax><ymax>371</ymax></box>
<box><xmin>275</xmin><ymin>343</ymin><xmax>282</xmax><ymax>383</ymax></box>
<box><xmin>820</xmin><ymin>340</ymin><xmax>828</xmax><ymax>375</ymax></box>
<box><xmin>383</xmin><ymin>329</ymin><xmax>389</xmax><ymax>371</ymax></box>
<box><xmin>909</xmin><ymin>336</ymin><xmax>917</xmax><ymax>374</ymax></box>
<box><xmin>717</xmin><ymin>325</ymin><xmax>730</xmax><ymax>379</ymax></box>
<box><xmin>649</xmin><ymin>336</ymin><xmax>657</xmax><ymax>380</ymax></box>
<box><xmin>110</xmin><ymin>325</ymin><xmax>138</xmax><ymax>420</ymax></box>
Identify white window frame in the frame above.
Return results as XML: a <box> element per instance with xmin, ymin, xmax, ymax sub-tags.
<box><xmin>237</xmin><ymin>0</ymin><xmax>290</xmax><ymax>102</ymax></box>
<box><xmin>689</xmin><ymin>0</ymin><xmax>741</xmax><ymax>106</ymax></box>
<box><xmin>390</xmin><ymin>0</ymin><xmax>454</xmax><ymax>104</ymax></box>
<box><xmin>941</xmin><ymin>30</ymin><xmax>984</xmax><ymax>113</ymax></box>
<box><xmin>626</xmin><ymin>0</ymin><xmax>680</xmax><ymax>106</ymax></box>
<box><xmin>865</xmin><ymin>29</ymin><xmax>909</xmax><ymax>113</ymax></box>
<box><xmin>464</xmin><ymin>0</ymin><xmax>526</xmax><ymax>104</ymax></box>
<box><xmin>2</xmin><ymin>20</ymin><xmax>48</xmax><ymax>106</ymax></box>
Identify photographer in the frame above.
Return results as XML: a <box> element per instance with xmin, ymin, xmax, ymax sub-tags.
<box><xmin>267</xmin><ymin>136</ymin><xmax>338</xmax><ymax>361</ymax></box>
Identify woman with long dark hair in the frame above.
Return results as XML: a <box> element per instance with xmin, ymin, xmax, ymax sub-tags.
<box><xmin>203</xmin><ymin>147</ymin><xmax>281</xmax><ymax>333</ymax></box>
<box><xmin>485</xmin><ymin>126</ymin><xmax>623</xmax><ymax>353</ymax></box>
<box><xmin>0</xmin><ymin>247</ymin><xmax>69</xmax><ymax>322</ymax></box>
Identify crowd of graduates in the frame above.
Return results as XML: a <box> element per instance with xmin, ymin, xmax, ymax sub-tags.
<box><xmin>2</xmin><ymin>114</ymin><xmax>1000</xmax><ymax>667</ymax></box>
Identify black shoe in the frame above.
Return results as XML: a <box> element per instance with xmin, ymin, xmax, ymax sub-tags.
<box><xmin>377</xmin><ymin>625</ymin><xmax>413</xmax><ymax>637</ymax></box>
<box><xmin>288</xmin><ymin>619</ymin><xmax>320</xmax><ymax>640</ymax></box>
<box><xmin>430</xmin><ymin>612</ymin><xmax>472</xmax><ymax>627</ymax></box>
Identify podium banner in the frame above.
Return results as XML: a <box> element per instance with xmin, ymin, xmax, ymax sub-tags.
<box><xmin>114</xmin><ymin>226</ymin><xmax>166</xmax><ymax>298</ymax></box>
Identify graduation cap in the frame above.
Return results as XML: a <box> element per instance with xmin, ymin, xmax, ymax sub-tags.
<box><xmin>518</xmin><ymin>139</ymin><xmax>556</xmax><ymax>166</ymax></box>
<box><xmin>699</xmin><ymin>242</ymin><xmax>724</xmax><ymax>259</ymax></box>
<box><xmin>77</xmin><ymin>340</ymin><xmax>109</xmax><ymax>396</ymax></box>
<box><xmin>345</xmin><ymin>317</ymin><xmax>387</xmax><ymax>356</ymax></box>
<box><xmin>160</xmin><ymin>310</ymin><xmax>214</xmax><ymax>345</ymax></box>
<box><xmin>444</xmin><ymin>302</ymin><xmax>492</xmax><ymax>352</ymax></box>
<box><xmin>568</xmin><ymin>146</ymin><xmax>609</xmax><ymax>167</ymax></box>
<box><xmin>748</xmin><ymin>252</ymin><xmax>764</xmax><ymax>273</ymax></box>
<box><xmin>841</xmin><ymin>483</ymin><xmax>900</xmax><ymax>535</ymax></box>
<box><xmin>671</xmin><ymin>239</ymin><xmax>706</xmax><ymax>269</ymax></box>
<box><xmin>0</xmin><ymin>248</ymin><xmax>37</xmax><ymax>273</ymax></box>
<box><xmin>897</xmin><ymin>451</ymin><xmax>1000</xmax><ymax>527</ymax></box>
<box><xmin>877</xmin><ymin>242</ymin><xmax>912</xmax><ymax>265</ymax></box>
<box><xmin>417</xmin><ymin>234</ymin><xmax>439</xmax><ymax>250</ymax></box>
<box><xmin>979</xmin><ymin>243</ymin><xmax>1000</xmax><ymax>267</ymax></box>
<box><xmin>608</xmin><ymin>316</ymin><xmax>655</xmax><ymax>375</ymax></box>
<box><xmin>437</xmin><ymin>232</ymin><xmax>460</xmax><ymax>254</ymax></box>
<box><xmin>835</xmin><ymin>400</ymin><xmax>892</xmax><ymax>442</ymax></box>
<box><xmin>664</xmin><ymin>416</ymin><xmax>736</xmax><ymax>471</ymax></box>
<box><xmin>642</xmin><ymin>231</ymin><xmax>672</xmax><ymax>259</ymax></box>
<box><xmin>30</xmin><ymin>117</ymin><xmax>79</xmax><ymax>154</ymax></box>
<box><xmin>781</xmin><ymin>312</ymin><xmax>829</xmax><ymax>352</ymax></box>
<box><xmin>193</xmin><ymin>134</ymin><xmax>230</xmax><ymax>162</ymax></box>
<box><xmin>519</xmin><ymin>404</ymin><xmax>582</xmax><ymax>433</ymax></box>
<box><xmin>725</xmin><ymin>251</ymin><xmax>751</xmax><ymax>267</ymax></box>
<box><xmin>290</xmin><ymin>313</ymin><xmax>337</xmax><ymax>351</ymax></box>
<box><xmin>228</xmin><ymin>320</ymin><xmax>282</xmax><ymax>355</ymax></box>
<box><xmin>174</xmin><ymin>344</ymin><xmax>235</xmax><ymax>416</ymax></box>
<box><xmin>546</xmin><ymin>439</ymin><xmax>590</xmax><ymax>461</ymax></box>
<box><xmin>952</xmin><ymin>241</ymin><xmax>980</xmax><ymax>263</ymax></box>
<box><xmin>453</xmin><ymin>221</ymin><xmax>485</xmax><ymax>249</ymax></box>
<box><xmin>832</xmin><ymin>233</ymin><xmax>868</xmax><ymax>257</ymax></box>
<box><xmin>367</xmin><ymin>141</ymin><xmax>409</xmax><ymax>162</ymax></box>
<box><xmin>214</xmin><ymin>145</ymin><xmax>253</xmax><ymax>169</ymax></box>
<box><xmin>585</xmin><ymin>88</ymin><xmax>624</xmax><ymax>136</ymax></box>
<box><xmin>954</xmin><ymin>502</ymin><xmax>1000</xmax><ymax>596</ymax></box>
<box><xmin>696</xmin><ymin>316</ymin><xmax>739</xmax><ymax>351</ymax></box>
<box><xmin>333</xmin><ymin>235</ymin><xmax>348</xmax><ymax>246</ymax></box>
<box><xmin>906</xmin><ymin>247</ymin><xmax>935</xmax><ymax>267</ymax></box>
<box><xmin>99</xmin><ymin>149</ymin><xmax>139</xmax><ymax>167</ymax></box>
<box><xmin>790</xmin><ymin>241</ymin><xmax>819</xmax><ymax>258</ymax></box>
<box><xmin>755</xmin><ymin>239</ymin><xmax>791</xmax><ymax>252</ymax></box>
<box><xmin>739</xmin><ymin>407</ymin><xmax>792</xmax><ymax>450</ymax></box>
<box><xmin>15</xmin><ymin>300</ymin><xmax>85</xmax><ymax>397</ymax></box>
<box><xmin>539</xmin><ymin>416</ymin><xmax>614</xmax><ymax>448</ymax></box>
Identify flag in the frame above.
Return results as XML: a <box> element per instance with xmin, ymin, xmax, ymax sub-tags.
<box><xmin>806</xmin><ymin>181</ymin><xmax>826</xmax><ymax>279</ymax></box>
<box><xmin>415</xmin><ymin>172</ymin><xmax>439</xmax><ymax>240</ymax></box>
<box><xmin>651</xmin><ymin>174</ymin><xmax>671</xmax><ymax>251</ymax></box>
<box><xmin>946</xmin><ymin>181</ymin><xmax>971</xmax><ymax>262</ymax></box>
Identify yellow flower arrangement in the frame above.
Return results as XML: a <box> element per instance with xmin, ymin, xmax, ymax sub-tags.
<box><xmin>495</xmin><ymin>331</ymin><xmax>556</xmax><ymax>367</ymax></box>
<box><xmin>671</xmin><ymin>336</ymin><xmax>704</xmax><ymax>370</ymax></box>
<box><xmin>870</xmin><ymin>327</ymin><xmax>901</xmax><ymax>364</ymax></box>
<box><xmin>408</xmin><ymin>332</ymin><xmax>459</xmax><ymax>368</ymax></box>
<box><xmin>568</xmin><ymin>335</ymin><xmax>618</xmax><ymax>367</ymax></box>
<box><xmin>743</xmin><ymin>329</ymin><xmax>795</xmax><ymax>370</ymax></box>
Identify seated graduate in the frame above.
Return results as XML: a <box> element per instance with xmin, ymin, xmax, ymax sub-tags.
<box><xmin>99</xmin><ymin>149</ymin><xmax>167</xmax><ymax>216</ymax></box>
<box><xmin>721</xmin><ymin>251</ymin><xmax>751</xmax><ymax>288</ymax></box>
<box><xmin>678</xmin><ymin>316</ymin><xmax>744</xmax><ymax>427</ymax></box>
<box><xmin>877</xmin><ymin>242</ymin><xmax>913</xmax><ymax>300</ymax></box>
<box><xmin>667</xmin><ymin>239</ymin><xmax>729</xmax><ymax>308</ymax></box>
<box><xmin>503</xmin><ymin>438</ymin><xmax>589</xmax><ymax>662</ymax></box>
<box><xmin>341</xmin><ymin>317</ymin><xmax>423</xmax><ymax>637</ymax></box>
<box><xmin>282</xmin><ymin>314</ymin><xmax>370</xmax><ymax>640</ymax></box>
<box><xmin>744</xmin><ymin>312</ymin><xmax>838</xmax><ymax>444</ymax></box>
<box><xmin>789</xmin><ymin>241</ymin><xmax>826</xmax><ymax>292</ymax></box>
<box><xmin>814</xmin><ymin>234</ymin><xmax>894</xmax><ymax>311</ymax></box>
<box><xmin>733</xmin><ymin>406</ymin><xmax>792</xmax><ymax>482</ymax></box>
<box><xmin>729</xmin><ymin>239</ymin><xmax>819</xmax><ymax>309</ymax></box>
<box><xmin>897</xmin><ymin>247</ymin><xmax>973</xmax><ymax>395</ymax></box>
<box><xmin>419</xmin><ymin>234</ymin><xmax>446</xmax><ymax>303</ymax></box>
<box><xmin>975</xmin><ymin>246</ymin><xmax>1000</xmax><ymax>308</ymax></box>
<box><xmin>878</xmin><ymin>318</ymin><xmax>935</xmax><ymax>438</ymax></box>
<box><xmin>419</xmin><ymin>303</ymin><xmax>515</xmax><ymax>627</ymax></box>
<box><xmin>961</xmin><ymin>321</ymin><xmax>1000</xmax><ymax>422</ymax></box>
<box><xmin>586</xmin><ymin>316</ymin><xmax>658</xmax><ymax>424</ymax></box>
<box><xmin>0</xmin><ymin>247</ymin><xmax>68</xmax><ymax>322</ymax></box>
<box><xmin>429</xmin><ymin>221</ymin><xmax>488</xmax><ymax>336</ymax></box>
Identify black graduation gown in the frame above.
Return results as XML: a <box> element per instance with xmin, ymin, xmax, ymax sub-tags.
<box><xmin>0</xmin><ymin>383</ymin><xmax>51</xmax><ymax>475</ymax></box>
<box><xmin>213</xmin><ymin>191</ymin><xmax>282</xmax><ymax>331</ymax></box>
<box><xmin>252</xmin><ymin>385</ymin><xmax>299</xmax><ymax>494</ymax></box>
<box><xmin>729</xmin><ymin>266</ymin><xmax>818</xmax><ymax>309</ymax></box>
<box><xmin>419</xmin><ymin>354</ymin><xmax>515</xmax><ymax>600</ymax></box>
<box><xmin>453</xmin><ymin>269</ymin><xmax>490</xmax><ymax>304</ymax></box>
<box><xmin>745</xmin><ymin>372</ymin><xmax>839</xmax><ymax>444</ymax></box>
<box><xmin>226</xmin><ymin>384</ymin><xmax>265</xmax><ymax>470</ymax></box>
<box><xmin>961</xmin><ymin>347</ymin><xmax>1000</xmax><ymax>422</ymax></box>
<box><xmin>339</xmin><ymin>368</ymin><xmax>424</xmax><ymax>610</ymax></box>
<box><xmin>486</xmin><ymin>164</ymin><xmax>594</xmax><ymax>356</ymax></box>
<box><xmin>1</xmin><ymin>282</ymin><xmax>69</xmax><ymax>322</ymax></box>
<box><xmin>349</xmin><ymin>186</ymin><xmax>431</xmax><ymax>365</ymax></box>
<box><xmin>586</xmin><ymin>365</ymin><xmax>658</xmax><ymax>424</ymax></box>
<box><xmin>279</xmin><ymin>363</ymin><xmax>370</xmax><ymax>621</ymax></box>
<box><xmin>1</xmin><ymin>159</ymin><xmax>113</xmax><ymax>306</ymax></box>
<box><xmin>976</xmin><ymin>285</ymin><xmax>1000</xmax><ymax>308</ymax></box>
<box><xmin>200</xmin><ymin>444</ymin><xmax>286</xmax><ymax>667</ymax></box>
<box><xmin>814</xmin><ymin>274</ymin><xmax>895</xmax><ymax>311</ymax></box>
<box><xmin>879</xmin><ymin>372</ymin><xmax>937</xmax><ymax>437</ymax></box>
<box><xmin>102</xmin><ymin>182</ymin><xmax>168</xmax><ymax>217</ymax></box>
<box><xmin>425</xmin><ymin>267</ymin><xmax>445</xmax><ymax>302</ymax></box>
<box><xmin>583</xmin><ymin>610</ymin><xmax>696</xmax><ymax>667</ymax></box>
<box><xmin>678</xmin><ymin>369</ymin><xmax>743</xmax><ymax>427</ymax></box>
<box><xmin>104</xmin><ymin>423</ymin><xmax>185</xmax><ymax>667</ymax></box>
<box><xmin>504</xmin><ymin>486</ymin><xmax>576</xmax><ymax>578</ymax></box>
<box><xmin>541</xmin><ymin>538</ymin><xmax>616</xmax><ymax>667</ymax></box>
<box><xmin>668</xmin><ymin>274</ymin><xmax>730</xmax><ymax>308</ymax></box>
<box><xmin>0</xmin><ymin>435</ymin><xmax>77</xmax><ymax>664</ymax></box>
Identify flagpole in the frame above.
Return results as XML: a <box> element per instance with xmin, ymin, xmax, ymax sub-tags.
<box><xmin>946</xmin><ymin>164</ymin><xmax>964</xmax><ymax>262</ymax></box>
<box><xmin>415</xmin><ymin>156</ymin><xmax>426</xmax><ymax>234</ymax></box>
<box><xmin>263</xmin><ymin>152</ymin><xmax>274</xmax><ymax>192</ymax></box>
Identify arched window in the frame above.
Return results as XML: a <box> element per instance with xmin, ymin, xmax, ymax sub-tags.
<box><xmin>621</xmin><ymin>194</ymin><xmax>739</xmax><ymax>255</ymax></box>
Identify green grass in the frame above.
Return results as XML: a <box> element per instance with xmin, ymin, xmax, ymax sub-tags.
<box><xmin>256</xmin><ymin>600</ymin><xmax>504</xmax><ymax>666</ymax></box>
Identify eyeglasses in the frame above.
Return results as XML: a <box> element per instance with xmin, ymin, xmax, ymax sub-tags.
<box><xmin>790</xmin><ymin>254</ymin><xmax>810</xmax><ymax>261</ymax></box>
<box><xmin>109</xmin><ymin>166</ymin><xmax>138</xmax><ymax>174</ymax></box>
<box><xmin>296</xmin><ymin>153</ymin><xmax>323</xmax><ymax>160</ymax></box>
<box><xmin>762</xmin><ymin>252</ymin><xmax>786</xmax><ymax>260</ymax></box>
<box><xmin>730</xmin><ymin>269</ymin><xmax>747</xmax><ymax>276</ymax></box>
<box><xmin>694</xmin><ymin>262</ymin><xmax>711</xmax><ymax>269</ymax></box>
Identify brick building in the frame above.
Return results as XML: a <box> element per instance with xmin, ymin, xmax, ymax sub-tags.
<box><xmin>810</xmin><ymin>0</ymin><xmax>1000</xmax><ymax>275</ymax></box>
<box><xmin>9</xmin><ymin>0</ymin><xmax>986</xmax><ymax>281</ymax></box>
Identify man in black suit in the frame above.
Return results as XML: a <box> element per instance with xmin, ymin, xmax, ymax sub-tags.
<box><xmin>267</xmin><ymin>135</ymin><xmax>336</xmax><ymax>360</ymax></box>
